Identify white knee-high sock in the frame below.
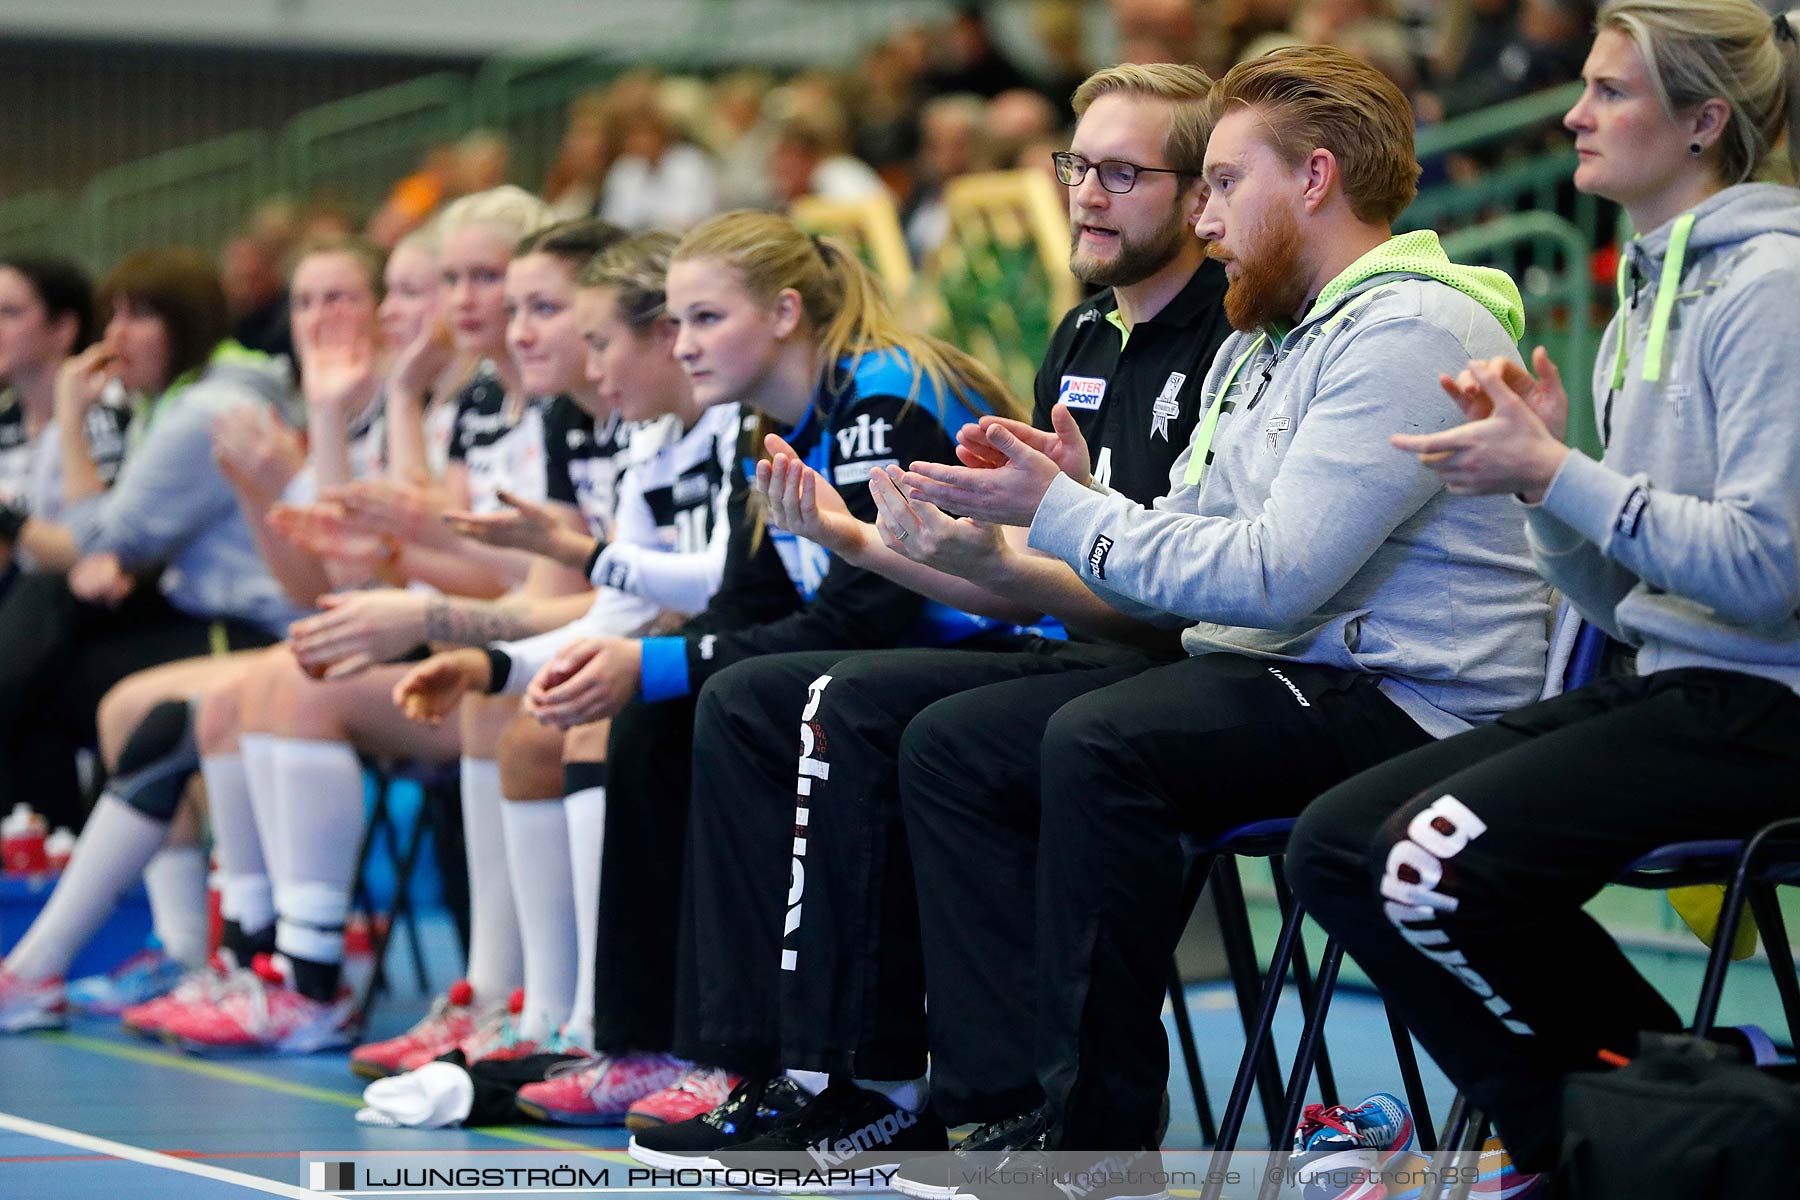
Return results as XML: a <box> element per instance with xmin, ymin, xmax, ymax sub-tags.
<box><xmin>268</xmin><ymin>736</ymin><xmax>363</xmax><ymax>970</ymax></box>
<box><xmin>201</xmin><ymin>752</ymin><xmax>274</xmax><ymax>936</ymax></box>
<box><xmin>562</xmin><ymin>783</ymin><xmax>605</xmax><ymax>1050</ymax></box>
<box><xmin>239</xmin><ymin>733</ymin><xmax>284</xmax><ymax>893</ymax></box>
<box><xmin>143</xmin><ymin>844</ymin><xmax>210</xmax><ymax>968</ymax></box>
<box><xmin>3</xmin><ymin>797</ymin><xmax>168</xmax><ymax>982</ymax></box>
<box><xmin>460</xmin><ymin>757</ymin><xmax>521</xmax><ymax>1005</ymax></box>
<box><xmin>500</xmin><ymin>799</ymin><xmax>577</xmax><ymax>1042</ymax></box>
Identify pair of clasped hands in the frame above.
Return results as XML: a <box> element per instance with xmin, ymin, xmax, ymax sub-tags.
<box><xmin>753</xmin><ymin>347</ymin><xmax>1574</xmax><ymax>561</ymax></box>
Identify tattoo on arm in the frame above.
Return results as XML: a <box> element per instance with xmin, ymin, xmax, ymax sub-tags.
<box><xmin>424</xmin><ymin>597</ymin><xmax>533</xmax><ymax>646</ymax></box>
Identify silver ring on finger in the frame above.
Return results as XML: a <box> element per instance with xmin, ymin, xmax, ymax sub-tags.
<box><xmin>894</xmin><ymin>525</ymin><xmax>909</xmax><ymax>542</ymax></box>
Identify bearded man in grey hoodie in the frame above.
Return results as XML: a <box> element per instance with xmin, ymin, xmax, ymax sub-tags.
<box><xmin>1289</xmin><ymin>0</ymin><xmax>1800</xmax><ymax>1180</ymax></box>
<box><xmin>874</xmin><ymin>45</ymin><xmax>1550</xmax><ymax>1176</ymax></box>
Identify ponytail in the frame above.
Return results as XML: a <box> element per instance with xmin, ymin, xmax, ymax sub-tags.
<box><xmin>673</xmin><ymin>210</ymin><xmax>1025</xmax><ymax>550</ymax></box>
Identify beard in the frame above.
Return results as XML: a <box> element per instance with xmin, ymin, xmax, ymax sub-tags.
<box><xmin>1068</xmin><ymin>202</ymin><xmax>1194</xmax><ymax>288</ymax></box>
<box><xmin>1208</xmin><ymin>204</ymin><xmax>1311</xmax><ymax>332</ymax></box>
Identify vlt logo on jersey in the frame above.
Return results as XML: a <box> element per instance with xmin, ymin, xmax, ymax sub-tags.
<box><xmin>835</xmin><ymin>413</ymin><xmax>893</xmax><ymax>461</ymax></box>
<box><xmin>1058</xmin><ymin>375</ymin><xmax>1107</xmax><ymax>411</ymax></box>
<box><xmin>1150</xmin><ymin>372</ymin><xmax>1186</xmax><ymax>441</ymax></box>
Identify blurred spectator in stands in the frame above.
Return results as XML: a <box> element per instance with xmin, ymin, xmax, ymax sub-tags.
<box><xmin>367</xmin><ymin>144</ymin><xmax>458</xmax><ymax>249</ymax></box>
<box><xmin>903</xmin><ymin>93</ymin><xmax>993</xmax><ymax>261</ymax></box>
<box><xmin>1013</xmin><ymin>132</ymin><xmax>1070</xmax><ymax>190</ymax></box>
<box><xmin>1292</xmin><ymin>0</ymin><xmax>1394</xmax><ymax>45</ymax></box>
<box><xmin>921</xmin><ymin>5</ymin><xmax>1030</xmax><ymax>98</ymax></box>
<box><xmin>453</xmin><ymin>129</ymin><xmax>512</xmax><ymax>195</ymax></box>
<box><xmin>1034</xmin><ymin>0</ymin><xmax>1092</xmax><ymax>117</ymax></box>
<box><xmin>1336</xmin><ymin>16</ymin><xmax>1420</xmax><ymax>97</ymax></box>
<box><xmin>1218</xmin><ymin>0</ymin><xmax>1297</xmax><ymax>60</ymax></box>
<box><xmin>851</xmin><ymin>40</ymin><xmax>926</xmax><ymax>195</ymax></box>
<box><xmin>987</xmin><ymin>88</ymin><xmax>1059</xmax><ymax>170</ymax></box>
<box><xmin>297</xmin><ymin>195</ymin><xmax>360</xmax><ymax>242</ymax></box>
<box><xmin>768</xmin><ymin>113</ymin><xmax>887</xmax><ymax>210</ymax></box>
<box><xmin>1111</xmin><ymin>0</ymin><xmax>1225</xmax><ymax>75</ymax></box>
<box><xmin>1422</xmin><ymin>0</ymin><xmax>1591</xmax><ymax>119</ymax></box>
<box><xmin>1424</xmin><ymin>0</ymin><xmax>1517</xmax><ymax>90</ymax></box>
<box><xmin>599</xmin><ymin>79</ymin><xmax>719</xmax><ymax>230</ymax></box>
<box><xmin>543</xmin><ymin>90</ymin><xmax>619</xmax><ymax>220</ymax></box>
<box><xmin>708</xmin><ymin>70</ymin><xmax>780</xmax><ymax>210</ymax></box>
<box><xmin>221</xmin><ymin>204</ymin><xmax>298</xmax><ymax>370</ymax></box>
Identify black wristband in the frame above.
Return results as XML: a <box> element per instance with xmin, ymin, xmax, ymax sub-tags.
<box><xmin>483</xmin><ymin>647</ymin><xmax>513</xmax><ymax>694</ymax></box>
<box><xmin>583</xmin><ymin>537</ymin><xmax>608</xmax><ymax>581</ymax></box>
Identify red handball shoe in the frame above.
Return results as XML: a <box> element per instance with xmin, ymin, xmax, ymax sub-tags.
<box><xmin>159</xmin><ymin>954</ymin><xmax>353</xmax><ymax>1055</ymax></box>
<box><xmin>515</xmin><ymin>1052</ymin><xmax>685</xmax><ymax>1126</ymax></box>
<box><xmin>350</xmin><ymin>979</ymin><xmax>491</xmax><ymax>1079</ymax></box>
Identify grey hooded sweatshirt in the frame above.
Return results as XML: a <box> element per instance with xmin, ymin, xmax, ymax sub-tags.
<box><xmin>1528</xmin><ymin>183</ymin><xmax>1800</xmax><ymax>693</ymax></box>
<box><xmin>63</xmin><ymin>345</ymin><xmax>306</xmax><ymax>636</ymax></box>
<box><xmin>1029</xmin><ymin>231</ymin><xmax>1550</xmax><ymax>738</ymax></box>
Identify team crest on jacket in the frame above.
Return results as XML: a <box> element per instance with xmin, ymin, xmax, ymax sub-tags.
<box><xmin>1150</xmin><ymin>372</ymin><xmax>1185</xmax><ymax>441</ymax></box>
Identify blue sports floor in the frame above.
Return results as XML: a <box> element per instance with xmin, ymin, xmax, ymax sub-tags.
<box><xmin>0</xmin><ymin>972</ymin><xmax>1457</xmax><ymax>1200</ymax></box>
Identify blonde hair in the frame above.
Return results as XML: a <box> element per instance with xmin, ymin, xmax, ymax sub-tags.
<box><xmin>391</xmin><ymin>224</ymin><xmax>439</xmax><ymax>262</ymax></box>
<box><xmin>1598</xmin><ymin>0</ymin><xmax>1800</xmax><ymax>185</ymax></box>
<box><xmin>1071</xmin><ymin>62</ymin><xmax>1215</xmax><ymax>174</ymax></box>
<box><xmin>582</xmin><ymin>230</ymin><xmax>679</xmax><ymax>328</ymax></box>
<box><xmin>1203</xmin><ymin>44</ymin><xmax>1421</xmax><ymax>224</ymax></box>
<box><xmin>436</xmin><ymin>185</ymin><xmax>555</xmax><ymax>245</ymax></box>
<box><xmin>673</xmin><ymin>211</ymin><xmax>1023</xmax><ymax>548</ymax></box>
<box><xmin>672</xmin><ymin>210</ymin><xmax>1022</xmax><ymax>422</ymax></box>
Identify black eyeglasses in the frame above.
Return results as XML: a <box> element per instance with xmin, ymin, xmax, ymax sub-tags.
<box><xmin>1052</xmin><ymin>151</ymin><xmax>1188</xmax><ymax>194</ymax></box>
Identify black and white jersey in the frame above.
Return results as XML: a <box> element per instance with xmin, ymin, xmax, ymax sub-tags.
<box><xmin>345</xmin><ymin>392</ymin><xmax>387</xmax><ymax>482</ymax></box>
<box><xmin>0</xmin><ymin>389</ymin><xmax>131</xmax><ymax>520</ymax></box>
<box><xmin>589</xmin><ymin>402</ymin><xmax>739</xmax><ymax>615</ymax></box>
<box><xmin>486</xmin><ymin>403</ymin><xmax>742</xmax><ymax>694</ymax></box>
<box><xmin>447</xmin><ymin>364</ymin><xmax>548</xmax><ymax>512</ymax></box>
<box><xmin>1036</xmin><ymin>259</ymin><xmax>1232</xmax><ymax>505</ymax></box>
<box><xmin>277</xmin><ymin>394</ymin><xmax>391</xmax><ymax>505</ymax></box>
<box><xmin>544</xmin><ymin>398</ymin><xmax>636</xmax><ymax>539</ymax></box>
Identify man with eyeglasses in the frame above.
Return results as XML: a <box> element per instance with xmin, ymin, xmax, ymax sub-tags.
<box><xmin>624</xmin><ymin>63</ymin><xmax>1233</xmax><ymax>1178</ymax></box>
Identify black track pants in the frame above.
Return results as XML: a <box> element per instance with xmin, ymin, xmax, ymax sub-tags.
<box><xmin>906</xmin><ymin>653</ymin><xmax>1429</xmax><ymax>1141</ymax></box>
<box><xmin>678</xmin><ymin>637</ymin><xmax>1153</xmax><ymax>1079</ymax></box>
<box><xmin>1287</xmin><ymin>667</ymin><xmax>1800</xmax><ymax>1171</ymax></box>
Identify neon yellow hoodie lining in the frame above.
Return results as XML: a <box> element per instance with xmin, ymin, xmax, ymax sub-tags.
<box><xmin>1183</xmin><ymin>231</ymin><xmax>1526</xmax><ymax>485</ymax></box>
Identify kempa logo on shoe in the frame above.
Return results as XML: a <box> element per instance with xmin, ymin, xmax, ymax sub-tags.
<box><xmin>1379</xmin><ymin>794</ymin><xmax>1534</xmax><ymax>1036</ymax></box>
<box><xmin>784</xmin><ymin>674</ymin><xmax>834</xmax><ymax>972</ymax></box>
<box><xmin>805</xmin><ymin>1108</ymin><xmax>919</xmax><ymax>1169</ymax></box>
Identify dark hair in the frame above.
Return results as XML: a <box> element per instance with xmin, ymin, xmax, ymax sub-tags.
<box><xmin>99</xmin><ymin>248</ymin><xmax>230</xmax><ymax>388</ymax></box>
<box><xmin>514</xmin><ymin>218</ymin><xmax>630</xmax><ymax>275</ymax></box>
<box><xmin>0</xmin><ymin>256</ymin><xmax>97</xmax><ymax>353</ymax></box>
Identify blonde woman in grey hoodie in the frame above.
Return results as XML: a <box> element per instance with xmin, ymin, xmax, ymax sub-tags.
<box><xmin>1290</xmin><ymin>0</ymin><xmax>1800</xmax><ymax>1179</ymax></box>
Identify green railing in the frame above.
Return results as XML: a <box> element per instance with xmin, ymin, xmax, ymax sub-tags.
<box><xmin>1414</xmin><ymin>80</ymin><xmax>1582</xmax><ymax>159</ymax></box>
<box><xmin>82</xmin><ymin>131</ymin><xmax>276</xmax><ymax>269</ymax></box>
<box><xmin>472</xmin><ymin>48</ymin><xmax>619</xmax><ymax>195</ymax></box>
<box><xmin>278</xmin><ymin>73</ymin><xmax>470</xmax><ymax>217</ymax></box>
<box><xmin>0</xmin><ymin>191</ymin><xmax>75</xmax><ymax>258</ymax></box>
